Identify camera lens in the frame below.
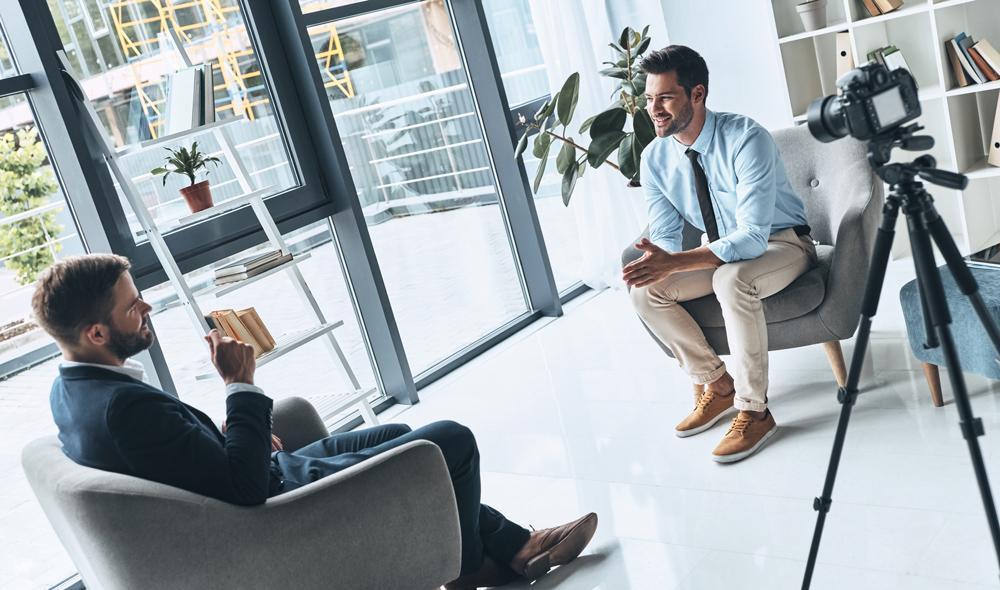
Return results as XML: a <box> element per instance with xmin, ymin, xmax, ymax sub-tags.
<box><xmin>806</xmin><ymin>95</ymin><xmax>848</xmax><ymax>143</ymax></box>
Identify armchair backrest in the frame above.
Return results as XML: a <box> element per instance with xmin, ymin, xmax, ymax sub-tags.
<box><xmin>679</xmin><ymin>125</ymin><xmax>878</xmax><ymax>250</ymax></box>
<box><xmin>772</xmin><ymin>125</ymin><xmax>875</xmax><ymax>246</ymax></box>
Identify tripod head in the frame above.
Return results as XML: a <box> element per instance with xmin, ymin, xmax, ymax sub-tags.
<box><xmin>867</xmin><ymin>123</ymin><xmax>968</xmax><ymax>191</ymax></box>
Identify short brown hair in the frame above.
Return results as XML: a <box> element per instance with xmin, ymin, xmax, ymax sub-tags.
<box><xmin>31</xmin><ymin>254</ymin><xmax>132</xmax><ymax>345</ymax></box>
<box><xmin>640</xmin><ymin>45</ymin><xmax>709</xmax><ymax>99</ymax></box>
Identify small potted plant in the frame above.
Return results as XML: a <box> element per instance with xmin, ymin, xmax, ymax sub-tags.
<box><xmin>150</xmin><ymin>142</ymin><xmax>222</xmax><ymax>213</ymax></box>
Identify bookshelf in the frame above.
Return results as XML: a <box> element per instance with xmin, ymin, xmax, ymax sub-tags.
<box><xmin>769</xmin><ymin>0</ymin><xmax>1000</xmax><ymax>258</ymax></box>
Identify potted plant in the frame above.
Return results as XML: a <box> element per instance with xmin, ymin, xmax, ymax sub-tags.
<box><xmin>150</xmin><ymin>142</ymin><xmax>222</xmax><ymax>213</ymax></box>
<box><xmin>796</xmin><ymin>0</ymin><xmax>828</xmax><ymax>32</ymax></box>
<box><xmin>514</xmin><ymin>26</ymin><xmax>656</xmax><ymax>205</ymax></box>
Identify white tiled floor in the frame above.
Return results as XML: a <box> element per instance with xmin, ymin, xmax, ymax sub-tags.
<box><xmin>378</xmin><ymin>263</ymin><xmax>1000</xmax><ymax>589</ymax></box>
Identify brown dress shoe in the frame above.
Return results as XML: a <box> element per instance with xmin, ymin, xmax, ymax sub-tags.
<box><xmin>444</xmin><ymin>555</ymin><xmax>519</xmax><ymax>589</ymax></box>
<box><xmin>675</xmin><ymin>387</ymin><xmax>735</xmax><ymax>438</ymax></box>
<box><xmin>510</xmin><ymin>512</ymin><xmax>598</xmax><ymax>580</ymax></box>
<box><xmin>712</xmin><ymin>410</ymin><xmax>778</xmax><ymax>463</ymax></box>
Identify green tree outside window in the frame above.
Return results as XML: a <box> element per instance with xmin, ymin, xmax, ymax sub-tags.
<box><xmin>0</xmin><ymin>127</ymin><xmax>63</xmax><ymax>285</ymax></box>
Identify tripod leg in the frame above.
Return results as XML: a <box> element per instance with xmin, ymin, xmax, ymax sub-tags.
<box><xmin>802</xmin><ymin>198</ymin><xmax>900</xmax><ymax>590</ymax></box>
<box><xmin>916</xmin><ymin>209</ymin><xmax>1000</xmax><ymax>577</ymax></box>
<box><xmin>926</xmin><ymin>213</ymin><xmax>1000</xmax><ymax>358</ymax></box>
<box><xmin>916</xmin><ymin>276</ymin><xmax>940</xmax><ymax>350</ymax></box>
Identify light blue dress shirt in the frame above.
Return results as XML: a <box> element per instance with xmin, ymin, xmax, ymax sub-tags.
<box><xmin>640</xmin><ymin>109</ymin><xmax>808</xmax><ymax>263</ymax></box>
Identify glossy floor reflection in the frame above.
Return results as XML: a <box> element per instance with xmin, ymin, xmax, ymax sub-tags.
<box><xmin>383</xmin><ymin>281</ymin><xmax>1000</xmax><ymax>589</ymax></box>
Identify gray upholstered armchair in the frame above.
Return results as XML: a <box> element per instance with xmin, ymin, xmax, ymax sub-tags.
<box><xmin>623</xmin><ymin>125</ymin><xmax>882</xmax><ymax>388</ymax></box>
<box><xmin>21</xmin><ymin>397</ymin><xmax>461</xmax><ymax>590</ymax></box>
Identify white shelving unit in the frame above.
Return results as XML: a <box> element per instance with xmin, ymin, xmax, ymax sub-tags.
<box><xmin>769</xmin><ymin>0</ymin><xmax>1000</xmax><ymax>258</ymax></box>
<box><xmin>57</xmin><ymin>44</ymin><xmax>379</xmax><ymax>426</ymax></box>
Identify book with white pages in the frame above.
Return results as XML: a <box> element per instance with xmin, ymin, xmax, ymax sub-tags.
<box><xmin>214</xmin><ymin>253</ymin><xmax>293</xmax><ymax>284</ymax></box>
<box><xmin>164</xmin><ymin>67</ymin><xmax>201</xmax><ymax>135</ymax></box>
<box><xmin>882</xmin><ymin>47</ymin><xmax>911</xmax><ymax>74</ymax></box>
<box><xmin>956</xmin><ymin>34</ymin><xmax>987</xmax><ymax>84</ymax></box>
<box><xmin>973</xmin><ymin>40</ymin><xmax>1000</xmax><ymax>78</ymax></box>
<box><xmin>214</xmin><ymin>249</ymin><xmax>285</xmax><ymax>278</ymax></box>
<box><xmin>202</xmin><ymin>64</ymin><xmax>215</xmax><ymax>125</ymax></box>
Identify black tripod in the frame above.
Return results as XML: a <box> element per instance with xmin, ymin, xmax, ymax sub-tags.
<box><xmin>802</xmin><ymin>124</ymin><xmax>1000</xmax><ymax>589</ymax></box>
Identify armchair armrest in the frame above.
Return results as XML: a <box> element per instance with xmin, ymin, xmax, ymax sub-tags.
<box><xmin>160</xmin><ymin>440</ymin><xmax>463</xmax><ymax>590</ymax></box>
<box><xmin>272</xmin><ymin>396</ymin><xmax>330</xmax><ymax>452</ymax></box>
<box><xmin>816</xmin><ymin>167</ymin><xmax>883</xmax><ymax>339</ymax></box>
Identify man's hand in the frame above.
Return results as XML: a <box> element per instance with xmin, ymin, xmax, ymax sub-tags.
<box><xmin>623</xmin><ymin>239</ymin><xmax>679</xmax><ymax>288</ymax></box>
<box><xmin>205</xmin><ymin>329</ymin><xmax>256</xmax><ymax>385</ymax></box>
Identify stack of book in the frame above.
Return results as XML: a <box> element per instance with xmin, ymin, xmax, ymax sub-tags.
<box><xmin>861</xmin><ymin>0</ymin><xmax>903</xmax><ymax>18</ymax></box>
<box><xmin>164</xmin><ymin>64</ymin><xmax>216</xmax><ymax>135</ymax></box>
<box><xmin>205</xmin><ymin>308</ymin><xmax>277</xmax><ymax>358</ymax></box>
<box><xmin>945</xmin><ymin>34</ymin><xmax>1000</xmax><ymax>87</ymax></box>
<box><xmin>867</xmin><ymin>45</ymin><xmax>911</xmax><ymax>73</ymax></box>
<box><xmin>214</xmin><ymin>250</ymin><xmax>293</xmax><ymax>286</ymax></box>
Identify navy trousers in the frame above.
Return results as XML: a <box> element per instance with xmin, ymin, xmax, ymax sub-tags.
<box><xmin>272</xmin><ymin>420</ymin><xmax>530</xmax><ymax>575</ymax></box>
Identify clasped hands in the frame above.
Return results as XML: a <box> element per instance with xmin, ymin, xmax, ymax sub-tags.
<box><xmin>622</xmin><ymin>238</ymin><xmax>680</xmax><ymax>288</ymax></box>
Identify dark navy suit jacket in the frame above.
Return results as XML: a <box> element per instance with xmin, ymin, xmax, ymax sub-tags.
<box><xmin>51</xmin><ymin>365</ymin><xmax>281</xmax><ymax>506</ymax></box>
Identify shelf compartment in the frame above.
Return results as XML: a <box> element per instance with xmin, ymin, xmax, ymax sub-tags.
<box><xmin>947</xmin><ymin>88</ymin><xmax>998</xmax><ymax>173</ymax></box>
<box><xmin>781</xmin><ymin>32</ymin><xmax>840</xmax><ymax>118</ymax></box>
<box><xmin>935</xmin><ymin>0</ymin><xmax>1000</xmax><ymax>92</ymax></box>
<box><xmin>772</xmin><ymin>0</ymin><xmax>849</xmax><ymax>39</ymax></box>
<box><xmin>195</xmin><ymin>320</ymin><xmax>345</xmax><ymax>380</ymax></box>
<box><xmin>961</xmin><ymin>176</ymin><xmax>1000</xmax><ymax>254</ymax></box>
<box><xmin>852</xmin><ymin>9</ymin><xmax>940</xmax><ymax>91</ymax></box>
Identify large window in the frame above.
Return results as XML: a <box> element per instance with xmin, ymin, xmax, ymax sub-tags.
<box><xmin>48</xmin><ymin>0</ymin><xmax>299</xmax><ymax>233</ymax></box>
<box><xmin>0</xmin><ymin>79</ymin><xmax>86</xmax><ymax>377</ymax></box>
<box><xmin>308</xmin><ymin>1</ymin><xmax>531</xmax><ymax>375</ymax></box>
<box><xmin>482</xmin><ymin>0</ymin><xmax>584</xmax><ymax>293</ymax></box>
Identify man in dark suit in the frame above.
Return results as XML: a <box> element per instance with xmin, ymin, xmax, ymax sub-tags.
<box><xmin>33</xmin><ymin>254</ymin><xmax>597</xmax><ymax>588</ymax></box>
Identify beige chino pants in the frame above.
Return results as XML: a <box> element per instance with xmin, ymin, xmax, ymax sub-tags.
<box><xmin>630</xmin><ymin>228</ymin><xmax>817</xmax><ymax>412</ymax></box>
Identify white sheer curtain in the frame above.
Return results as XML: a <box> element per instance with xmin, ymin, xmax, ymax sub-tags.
<box><xmin>528</xmin><ymin>0</ymin><xmax>666</xmax><ymax>289</ymax></box>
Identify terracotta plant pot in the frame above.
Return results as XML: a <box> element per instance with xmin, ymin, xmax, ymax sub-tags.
<box><xmin>179</xmin><ymin>180</ymin><xmax>214</xmax><ymax>213</ymax></box>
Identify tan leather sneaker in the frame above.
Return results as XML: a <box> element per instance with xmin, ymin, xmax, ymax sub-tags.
<box><xmin>675</xmin><ymin>387</ymin><xmax>736</xmax><ymax>438</ymax></box>
<box><xmin>712</xmin><ymin>410</ymin><xmax>778</xmax><ymax>463</ymax></box>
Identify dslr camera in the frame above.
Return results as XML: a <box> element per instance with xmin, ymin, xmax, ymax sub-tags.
<box><xmin>807</xmin><ymin>62</ymin><xmax>921</xmax><ymax>142</ymax></box>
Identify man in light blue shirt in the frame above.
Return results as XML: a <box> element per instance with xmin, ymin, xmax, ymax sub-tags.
<box><xmin>624</xmin><ymin>45</ymin><xmax>817</xmax><ymax>463</ymax></box>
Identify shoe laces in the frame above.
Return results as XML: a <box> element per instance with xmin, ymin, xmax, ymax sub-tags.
<box><xmin>726</xmin><ymin>413</ymin><xmax>753</xmax><ymax>437</ymax></box>
<box><xmin>695</xmin><ymin>388</ymin><xmax>719</xmax><ymax>410</ymax></box>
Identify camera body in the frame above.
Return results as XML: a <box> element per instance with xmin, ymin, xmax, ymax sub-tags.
<box><xmin>807</xmin><ymin>62</ymin><xmax>921</xmax><ymax>142</ymax></box>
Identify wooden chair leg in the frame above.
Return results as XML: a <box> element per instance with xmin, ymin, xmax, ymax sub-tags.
<box><xmin>822</xmin><ymin>341</ymin><xmax>847</xmax><ymax>388</ymax></box>
<box><xmin>922</xmin><ymin>363</ymin><xmax>944</xmax><ymax>407</ymax></box>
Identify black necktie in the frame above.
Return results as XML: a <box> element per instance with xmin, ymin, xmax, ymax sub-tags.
<box><xmin>686</xmin><ymin>148</ymin><xmax>719</xmax><ymax>242</ymax></box>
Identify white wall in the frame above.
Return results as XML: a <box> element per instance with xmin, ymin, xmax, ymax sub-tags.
<box><xmin>656</xmin><ymin>0</ymin><xmax>794</xmax><ymax>130</ymax></box>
